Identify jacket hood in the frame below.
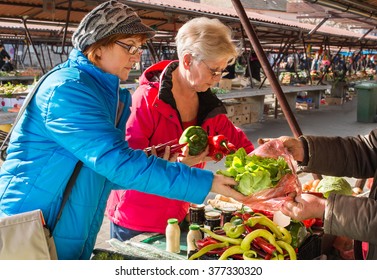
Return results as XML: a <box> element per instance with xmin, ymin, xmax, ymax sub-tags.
<box><xmin>138</xmin><ymin>60</ymin><xmax>175</xmax><ymax>87</ymax></box>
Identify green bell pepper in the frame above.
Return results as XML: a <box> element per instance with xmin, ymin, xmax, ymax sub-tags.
<box><xmin>179</xmin><ymin>126</ymin><xmax>208</xmax><ymax>156</ymax></box>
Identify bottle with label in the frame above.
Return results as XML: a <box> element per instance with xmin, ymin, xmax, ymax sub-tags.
<box><xmin>165</xmin><ymin>218</ymin><xmax>181</xmax><ymax>253</ymax></box>
<box><xmin>186</xmin><ymin>224</ymin><xmax>202</xmax><ymax>257</ymax></box>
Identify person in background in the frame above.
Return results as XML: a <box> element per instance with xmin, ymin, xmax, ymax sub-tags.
<box><xmin>285</xmin><ymin>56</ymin><xmax>295</xmax><ymax>73</ymax></box>
<box><xmin>0</xmin><ymin>43</ymin><xmax>12</xmax><ymax>71</ymax></box>
<box><xmin>0</xmin><ymin>1</ymin><xmax>245</xmax><ymax>260</ymax></box>
<box><xmin>259</xmin><ymin>133</ymin><xmax>377</xmax><ymax>260</ymax></box>
<box><xmin>106</xmin><ymin>17</ymin><xmax>255</xmax><ymax>241</ymax></box>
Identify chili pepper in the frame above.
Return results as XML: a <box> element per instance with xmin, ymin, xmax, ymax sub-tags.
<box><xmin>244</xmin><ymin>225</ymin><xmax>253</xmax><ymax>234</ymax></box>
<box><xmin>246</xmin><ymin>214</ymin><xmax>283</xmax><ymax>240</ymax></box>
<box><xmin>277</xmin><ymin>226</ymin><xmax>292</xmax><ymax>244</ymax></box>
<box><xmin>240</xmin><ymin>229</ymin><xmax>283</xmax><ymax>254</ymax></box>
<box><xmin>195</xmin><ymin>236</ymin><xmax>219</xmax><ymax>249</ymax></box>
<box><xmin>250</xmin><ymin>243</ymin><xmax>267</xmax><ymax>259</ymax></box>
<box><xmin>264</xmin><ymin>254</ymin><xmax>272</xmax><ymax>260</ymax></box>
<box><xmin>144</xmin><ymin>138</ymin><xmax>178</xmax><ymax>156</ymax></box>
<box><xmin>223</xmin><ymin>222</ymin><xmax>245</xmax><ymax>239</ymax></box>
<box><xmin>200</xmin><ymin>227</ymin><xmax>242</xmax><ymax>245</ymax></box>
<box><xmin>242</xmin><ymin>250</ymin><xmax>260</xmax><ymax>260</ymax></box>
<box><xmin>188</xmin><ymin>242</ymin><xmax>228</xmax><ymax>260</ymax></box>
<box><xmin>276</xmin><ymin>240</ymin><xmax>297</xmax><ymax>260</ymax></box>
<box><xmin>218</xmin><ymin>245</ymin><xmax>245</xmax><ymax>260</ymax></box>
<box><xmin>253</xmin><ymin>237</ymin><xmax>277</xmax><ymax>255</ymax></box>
<box><xmin>271</xmin><ymin>254</ymin><xmax>285</xmax><ymax>260</ymax></box>
<box><xmin>179</xmin><ymin>126</ymin><xmax>208</xmax><ymax>156</ymax></box>
<box><xmin>207</xmin><ymin>136</ymin><xmax>224</xmax><ymax>161</ymax></box>
<box><xmin>206</xmin><ymin>246</ymin><xmax>231</xmax><ymax>255</ymax></box>
<box><xmin>156</xmin><ymin>143</ymin><xmax>187</xmax><ymax>157</ymax></box>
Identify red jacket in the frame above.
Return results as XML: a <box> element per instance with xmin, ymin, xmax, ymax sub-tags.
<box><xmin>106</xmin><ymin>60</ymin><xmax>254</xmax><ymax>234</ymax></box>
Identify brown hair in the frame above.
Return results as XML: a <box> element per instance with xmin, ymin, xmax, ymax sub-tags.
<box><xmin>83</xmin><ymin>33</ymin><xmax>147</xmax><ymax>66</ymax></box>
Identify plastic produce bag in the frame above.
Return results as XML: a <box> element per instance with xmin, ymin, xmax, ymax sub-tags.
<box><xmin>217</xmin><ymin>139</ymin><xmax>301</xmax><ymax>211</ymax></box>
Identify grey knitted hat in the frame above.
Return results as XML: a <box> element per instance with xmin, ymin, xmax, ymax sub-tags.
<box><xmin>72</xmin><ymin>0</ymin><xmax>155</xmax><ymax>51</ymax></box>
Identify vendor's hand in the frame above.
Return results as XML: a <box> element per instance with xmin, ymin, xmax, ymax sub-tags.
<box><xmin>281</xmin><ymin>193</ymin><xmax>326</xmax><ymax>221</ymax></box>
<box><xmin>258</xmin><ymin>136</ymin><xmax>305</xmax><ymax>162</ymax></box>
<box><xmin>178</xmin><ymin>145</ymin><xmax>210</xmax><ymax>167</ymax></box>
<box><xmin>210</xmin><ymin>174</ymin><xmax>246</xmax><ymax>202</ymax></box>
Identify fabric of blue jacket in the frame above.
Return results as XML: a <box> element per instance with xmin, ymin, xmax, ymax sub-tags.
<box><xmin>0</xmin><ymin>49</ymin><xmax>213</xmax><ymax>259</ymax></box>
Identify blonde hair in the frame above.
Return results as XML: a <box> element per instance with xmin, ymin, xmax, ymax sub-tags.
<box><xmin>175</xmin><ymin>17</ymin><xmax>239</xmax><ymax>64</ymax></box>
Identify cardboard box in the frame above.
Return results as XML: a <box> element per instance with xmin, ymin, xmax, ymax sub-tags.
<box><xmin>224</xmin><ymin>104</ymin><xmax>235</xmax><ymax>117</ymax></box>
<box><xmin>325</xmin><ymin>97</ymin><xmax>343</xmax><ymax>105</ymax></box>
<box><xmin>233</xmin><ymin>104</ymin><xmax>244</xmax><ymax>116</ymax></box>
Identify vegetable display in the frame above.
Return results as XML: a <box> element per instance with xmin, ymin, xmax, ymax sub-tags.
<box><xmin>189</xmin><ymin>212</ymin><xmax>300</xmax><ymax>260</ymax></box>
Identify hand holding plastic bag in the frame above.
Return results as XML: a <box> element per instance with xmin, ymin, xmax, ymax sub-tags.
<box><xmin>217</xmin><ymin>139</ymin><xmax>301</xmax><ymax>211</ymax></box>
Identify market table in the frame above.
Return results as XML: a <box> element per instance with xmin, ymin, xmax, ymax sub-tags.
<box><xmin>217</xmin><ymin>84</ymin><xmax>331</xmax><ymax>123</ymax></box>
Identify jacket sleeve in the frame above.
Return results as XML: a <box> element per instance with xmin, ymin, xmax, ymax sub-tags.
<box><xmin>125</xmin><ymin>85</ymin><xmax>156</xmax><ymax>149</ymax></box>
<box><xmin>204</xmin><ymin>114</ymin><xmax>254</xmax><ymax>154</ymax></box>
<box><xmin>301</xmin><ymin>130</ymin><xmax>377</xmax><ymax>178</ymax></box>
<box><xmin>44</xmin><ymin>81</ymin><xmax>213</xmax><ymax>205</ymax></box>
<box><xmin>325</xmin><ymin>193</ymin><xmax>377</xmax><ymax>244</ymax></box>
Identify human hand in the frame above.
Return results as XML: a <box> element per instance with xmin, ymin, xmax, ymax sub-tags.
<box><xmin>210</xmin><ymin>174</ymin><xmax>246</xmax><ymax>202</ymax></box>
<box><xmin>280</xmin><ymin>193</ymin><xmax>326</xmax><ymax>221</ymax></box>
<box><xmin>258</xmin><ymin>136</ymin><xmax>304</xmax><ymax>162</ymax></box>
<box><xmin>178</xmin><ymin>145</ymin><xmax>210</xmax><ymax>166</ymax></box>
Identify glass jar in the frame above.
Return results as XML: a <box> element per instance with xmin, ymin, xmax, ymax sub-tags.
<box><xmin>165</xmin><ymin>218</ymin><xmax>181</xmax><ymax>253</ymax></box>
<box><xmin>204</xmin><ymin>211</ymin><xmax>221</xmax><ymax>232</ymax></box>
<box><xmin>221</xmin><ymin>206</ymin><xmax>237</xmax><ymax>226</ymax></box>
<box><xmin>189</xmin><ymin>203</ymin><xmax>205</xmax><ymax>226</ymax></box>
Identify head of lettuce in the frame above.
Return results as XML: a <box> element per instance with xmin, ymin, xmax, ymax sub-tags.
<box><xmin>315</xmin><ymin>176</ymin><xmax>353</xmax><ymax>198</ymax></box>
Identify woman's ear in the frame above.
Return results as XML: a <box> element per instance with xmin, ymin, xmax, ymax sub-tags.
<box><xmin>183</xmin><ymin>53</ymin><xmax>192</xmax><ymax>69</ymax></box>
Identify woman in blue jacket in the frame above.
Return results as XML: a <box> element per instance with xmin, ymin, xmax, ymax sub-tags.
<box><xmin>0</xmin><ymin>1</ymin><xmax>243</xmax><ymax>260</ymax></box>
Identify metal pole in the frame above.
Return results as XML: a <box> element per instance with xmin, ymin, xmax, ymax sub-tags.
<box><xmin>231</xmin><ymin>0</ymin><xmax>303</xmax><ymax>137</ymax></box>
<box><xmin>22</xmin><ymin>17</ymin><xmax>45</xmax><ymax>74</ymax></box>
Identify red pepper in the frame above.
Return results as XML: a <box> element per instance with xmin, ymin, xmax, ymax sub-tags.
<box><xmin>212</xmin><ymin>135</ymin><xmax>230</xmax><ymax>153</ymax></box>
<box><xmin>302</xmin><ymin>218</ymin><xmax>316</xmax><ymax>228</ymax></box>
<box><xmin>226</xmin><ymin>142</ymin><xmax>237</xmax><ymax>154</ymax></box>
<box><xmin>207</xmin><ymin>136</ymin><xmax>224</xmax><ymax>162</ymax></box>
<box><xmin>195</xmin><ymin>236</ymin><xmax>219</xmax><ymax>249</ymax></box>
<box><xmin>253</xmin><ymin>237</ymin><xmax>277</xmax><ymax>255</ymax></box>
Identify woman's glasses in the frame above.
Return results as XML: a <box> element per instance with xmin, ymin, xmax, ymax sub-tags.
<box><xmin>201</xmin><ymin>60</ymin><xmax>229</xmax><ymax>78</ymax></box>
<box><xmin>115</xmin><ymin>41</ymin><xmax>144</xmax><ymax>55</ymax></box>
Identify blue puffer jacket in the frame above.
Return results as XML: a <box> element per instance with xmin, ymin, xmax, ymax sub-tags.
<box><xmin>0</xmin><ymin>49</ymin><xmax>213</xmax><ymax>259</ymax></box>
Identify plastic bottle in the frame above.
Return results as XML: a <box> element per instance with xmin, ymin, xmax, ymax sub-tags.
<box><xmin>186</xmin><ymin>224</ymin><xmax>202</xmax><ymax>256</ymax></box>
<box><xmin>166</xmin><ymin>218</ymin><xmax>181</xmax><ymax>253</ymax></box>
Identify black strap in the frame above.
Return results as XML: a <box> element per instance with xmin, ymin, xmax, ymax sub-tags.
<box><xmin>50</xmin><ymin>160</ymin><xmax>83</xmax><ymax>234</ymax></box>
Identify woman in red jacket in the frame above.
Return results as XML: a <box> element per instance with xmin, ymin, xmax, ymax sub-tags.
<box><xmin>106</xmin><ymin>17</ymin><xmax>255</xmax><ymax>240</ymax></box>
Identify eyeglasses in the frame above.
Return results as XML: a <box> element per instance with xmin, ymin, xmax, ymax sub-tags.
<box><xmin>115</xmin><ymin>41</ymin><xmax>144</xmax><ymax>55</ymax></box>
<box><xmin>201</xmin><ymin>60</ymin><xmax>229</xmax><ymax>78</ymax></box>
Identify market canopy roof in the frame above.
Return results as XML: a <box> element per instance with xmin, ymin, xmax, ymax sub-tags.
<box><xmin>0</xmin><ymin>0</ymin><xmax>377</xmax><ymax>50</ymax></box>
